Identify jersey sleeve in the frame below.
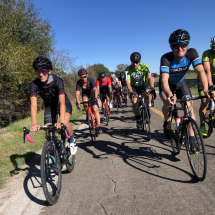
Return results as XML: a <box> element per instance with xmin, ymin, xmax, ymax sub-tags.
<box><xmin>202</xmin><ymin>50</ymin><xmax>210</xmax><ymax>62</ymax></box>
<box><xmin>76</xmin><ymin>80</ymin><xmax>81</xmax><ymax>91</ymax></box>
<box><xmin>160</xmin><ymin>54</ymin><xmax>170</xmax><ymax>74</ymax></box>
<box><xmin>188</xmin><ymin>48</ymin><xmax>202</xmax><ymax>67</ymax></box>
<box><xmin>30</xmin><ymin>81</ymin><xmax>38</xmax><ymax>97</ymax></box>
<box><xmin>96</xmin><ymin>79</ymin><xmax>100</xmax><ymax>86</ymax></box>
<box><xmin>144</xmin><ymin>64</ymin><xmax>151</xmax><ymax>76</ymax></box>
<box><xmin>56</xmin><ymin>78</ymin><xmax>65</xmax><ymax>95</ymax></box>
<box><xmin>107</xmin><ymin>78</ymin><xmax>112</xmax><ymax>85</ymax></box>
<box><xmin>125</xmin><ymin>66</ymin><xmax>131</xmax><ymax>81</ymax></box>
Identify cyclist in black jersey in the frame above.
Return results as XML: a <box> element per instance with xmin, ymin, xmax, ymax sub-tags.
<box><xmin>160</xmin><ymin>29</ymin><xmax>209</xmax><ymax>140</ymax></box>
<box><xmin>30</xmin><ymin>57</ymin><xmax>77</xmax><ymax>154</ymax></box>
<box><xmin>75</xmin><ymin>69</ymin><xmax>102</xmax><ymax>134</ymax></box>
<box><xmin>118</xmin><ymin>72</ymin><xmax>129</xmax><ymax>103</ymax></box>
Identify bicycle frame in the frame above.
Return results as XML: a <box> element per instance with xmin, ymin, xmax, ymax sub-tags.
<box><xmin>103</xmin><ymin>95</ymin><xmax>110</xmax><ymax>116</ymax></box>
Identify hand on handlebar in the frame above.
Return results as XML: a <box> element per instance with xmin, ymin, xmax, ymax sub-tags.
<box><xmin>30</xmin><ymin>125</ymin><xmax>40</xmax><ymax>132</ymax></box>
<box><xmin>168</xmin><ymin>95</ymin><xmax>176</xmax><ymax>105</ymax></box>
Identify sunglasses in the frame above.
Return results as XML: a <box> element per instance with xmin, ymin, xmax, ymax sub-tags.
<box><xmin>172</xmin><ymin>43</ymin><xmax>188</xmax><ymax>49</ymax></box>
<box><xmin>36</xmin><ymin>69</ymin><xmax>48</xmax><ymax>76</ymax></box>
<box><xmin>80</xmin><ymin>76</ymin><xmax>87</xmax><ymax>79</ymax></box>
<box><xmin>132</xmin><ymin>61</ymin><xmax>140</xmax><ymax>65</ymax></box>
<box><xmin>210</xmin><ymin>45</ymin><xmax>215</xmax><ymax>49</ymax></box>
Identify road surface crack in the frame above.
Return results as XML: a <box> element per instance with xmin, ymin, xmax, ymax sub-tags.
<box><xmin>100</xmin><ymin>203</ymin><xmax>108</xmax><ymax>215</ymax></box>
<box><xmin>106</xmin><ymin>174</ymin><xmax>116</xmax><ymax>193</ymax></box>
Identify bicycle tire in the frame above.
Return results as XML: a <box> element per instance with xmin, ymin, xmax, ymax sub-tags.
<box><xmin>142</xmin><ymin>106</ymin><xmax>151</xmax><ymax>141</ymax></box>
<box><xmin>170</xmin><ymin>117</ymin><xmax>181</xmax><ymax>155</ymax></box>
<box><xmin>104</xmin><ymin>103</ymin><xmax>108</xmax><ymax>125</ymax></box>
<box><xmin>88</xmin><ymin>113</ymin><xmax>96</xmax><ymax>143</ymax></box>
<box><xmin>151</xmin><ymin>95</ymin><xmax>154</xmax><ymax>107</ymax></box>
<box><xmin>204</xmin><ymin>112</ymin><xmax>213</xmax><ymax>138</ymax></box>
<box><xmin>41</xmin><ymin>141</ymin><xmax>62</xmax><ymax>205</ymax></box>
<box><xmin>65</xmin><ymin>143</ymin><xmax>75</xmax><ymax>173</ymax></box>
<box><xmin>184</xmin><ymin>118</ymin><xmax>207</xmax><ymax>181</ymax></box>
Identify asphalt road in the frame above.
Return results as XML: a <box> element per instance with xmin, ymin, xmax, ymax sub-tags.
<box><xmin>1</xmin><ymin>96</ymin><xmax>215</xmax><ymax>215</ymax></box>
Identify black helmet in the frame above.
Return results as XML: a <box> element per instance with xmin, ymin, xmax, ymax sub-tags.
<box><xmin>130</xmin><ymin>52</ymin><xmax>141</xmax><ymax>62</ymax></box>
<box><xmin>99</xmin><ymin>72</ymin><xmax>106</xmax><ymax>78</ymax></box>
<box><xmin>33</xmin><ymin>56</ymin><xmax>52</xmax><ymax>70</ymax></box>
<box><xmin>169</xmin><ymin>29</ymin><xmax>190</xmax><ymax>45</ymax></box>
<box><xmin>120</xmin><ymin>72</ymin><xmax>124</xmax><ymax>77</ymax></box>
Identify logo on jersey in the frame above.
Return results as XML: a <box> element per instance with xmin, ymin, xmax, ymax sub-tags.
<box><xmin>130</xmin><ymin>72</ymin><xmax>144</xmax><ymax>80</ymax></box>
<box><xmin>170</xmin><ymin>66</ymin><xmax>188</xmax><ymax>74</ymax></box>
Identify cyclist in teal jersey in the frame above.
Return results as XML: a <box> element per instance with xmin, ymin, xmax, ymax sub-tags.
<box><xmin>160</xmin><ymin>29</ymin><xmax>209</xmax><ymax>140</ymax></box>
<box><xmin>198</xmin><ymin>35</ymin><xmax>215</xmax><ymax>136</ymax></box>
<box><xmin>125</xmin><ymin>52</ymin><xmax>155</xmax><ymax>128</ymax></box>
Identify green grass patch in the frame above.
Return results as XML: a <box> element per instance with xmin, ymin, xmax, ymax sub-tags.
<box><xmin>185</xmin><ymin>73</ymin><xmax>197</xmax><ymax>79</ymax></box>
<box><xmin>0</xmin><ymin>99</ymin><xmax>84</xmax><ymax>188</ymax></box>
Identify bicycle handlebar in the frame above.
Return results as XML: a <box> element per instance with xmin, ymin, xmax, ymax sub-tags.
<box><xmin>23</xmin><ymin>124</ymin><xmax>70</xmax><ymax>143</ymax></box>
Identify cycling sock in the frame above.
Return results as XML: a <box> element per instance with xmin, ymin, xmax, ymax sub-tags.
<box><xmin>69</xmin><ymin>134</ymin><xmax>75</xmax><ymax>143</ymax></box>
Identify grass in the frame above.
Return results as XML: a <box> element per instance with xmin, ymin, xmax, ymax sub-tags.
<box><xmin>0</xmin><ymin>99</ymin><xmax>84</xmax><ymax>188</ymax></box>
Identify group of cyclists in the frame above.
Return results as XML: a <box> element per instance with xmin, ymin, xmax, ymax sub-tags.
<box><xmin>29</xmin><ymin>28</ymin><xmax>215</xmax><ymax>156</ymax></box>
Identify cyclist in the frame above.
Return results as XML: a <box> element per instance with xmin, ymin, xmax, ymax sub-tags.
<box><xmin>96</xmin><ymin>72</ymin><xmax>113</xmax><ymax>119</ymax></box>
<box><xmin>118</xmin><ymin>72</ymin><xmax>129</xmax><ymax>104</ymax></box>
<box><xmin>125</xmin><ymin>52</ymin><xmax>154</xmax><ymax>128</ymax></box>
<box><xmin>146</xmin><ymin>73</ymin><xmax>156</xmax><ymax>106</ymax></box>
<box><xmin>160</xmin><ymin>29</ymin><xmax>209</xmax><ymax>142</ymax></box>
<box><xmin>111</xmin><ymin>74</ymin><xmax>122</xmax><ymax>108</ymax></box>
<box><xmin>76</xmin><ymin>69</ymin><xmax>102</xmax><ymax>134</ymax></box>
<box><xmin>198</xmin><ymin>35</ymin><xmax>215</xmax><ymax>136</ymax></box>
<box><xmin>30</xmin><ymin>56</ymin><xmax>77</xmax><ymax>154</ymax></box>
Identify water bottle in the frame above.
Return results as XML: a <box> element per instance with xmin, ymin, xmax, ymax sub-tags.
<box><xmin>211</xmin><ymin>101</ymin><xmax>214</xmax><ymax>116</ymax></box>
<box><xmin>176</xmin><ymin>117</ymin><xmax>180</xmax><ymax>133</ymax></box>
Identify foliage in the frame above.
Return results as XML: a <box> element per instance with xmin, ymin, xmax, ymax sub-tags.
<box><xmin>88</xmin><ymin>63</ymin><xmax>111</xmax><ymax>78</ymax></box>
<box><xmin>0</xmin><ymin>0</ymin><xmax>55</xmax><ymax>126</ymax></box>
<box><xmin>115</xmin><ymin>64</ymin><xmax>129</xmax><ymax>75</ymax></box>
<box><xmin>151</xmin><ymin>73</ymin><xmax>158</xmax><ymax>78</ymax></box>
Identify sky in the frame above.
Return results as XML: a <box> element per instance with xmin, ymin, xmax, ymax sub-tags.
<box><xmin>33</xmin><ymin>0</ymin><xmax>215</xmax><ymax>74</ymax></box>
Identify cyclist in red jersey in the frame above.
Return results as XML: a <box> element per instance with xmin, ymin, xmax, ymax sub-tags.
<box><xmin>96</xmin><ymin>72</ymin><xmax>113</xmax><ymax>119</ymax></box>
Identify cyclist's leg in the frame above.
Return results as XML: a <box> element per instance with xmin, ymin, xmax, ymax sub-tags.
<box><xmin>82</xmin><ymin>94</ymin><xmax>89</xmax><ymax>119</ymax></box>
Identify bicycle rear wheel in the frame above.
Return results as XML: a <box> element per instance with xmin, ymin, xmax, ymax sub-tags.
<box><xmin>65</xmin><ymin>142</ymin><xmax>75</xmax><ymax>173</ymax></box>
<box><xmin>142</xmin><ymin>106</ymin><xmax>151</xmax><ymax>141</ymax></box>
<box><xmin>88</xmin><ymin>113</ymin><xmax>96</xmax><ymax>143</ymax></box>
<box><xmin>170</xmin><ymin>117</ymin><xmax>181</xmax><ymax>155</ymax></box>
<box><xmin>41</xmin><ymin>141</ymin><xmax>62</xmax><ymax>205</ymax></box>
<box><xmin>185</xmin><ymin>118</ymin><xmax>207</xmax><ymax>181</ymax></box>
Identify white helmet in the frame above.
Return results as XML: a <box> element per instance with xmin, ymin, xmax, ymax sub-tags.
<box><xmin>211</xmin><ymin>35</ymin><xmax>215</xmax><ymax>44</ymax></box>
<box><xmin>111</xmin><ymin>74</ymin><xmax>116</xmax><ymax>79</ymax></box>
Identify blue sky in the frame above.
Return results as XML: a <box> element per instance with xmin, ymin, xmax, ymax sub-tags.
<box><xmin>33</xmin><ymin>0</ymin><xmax>215</xmax><ymax>74</ymax></box>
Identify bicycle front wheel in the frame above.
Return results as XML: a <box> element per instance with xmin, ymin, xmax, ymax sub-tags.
<box><xmin>41</xmin><ymin>141</ymin><xmax>62</xmax><ymax>205</ymax></box>
<box><xmin>185</xmin><ymin>118</ymin><xmax>207</xmax><ymax>181</ymax></box>
<box><xmin>151</xmin><ymin>95</ymin><xmax>154</xmax><ymax>107</ymax></box>
<box><xmin>170</xmin><ymin>117</ymin><xmax>181</xmax><ymax>155</ymax></box>
<box><xmin>104</xmin><ymin>103</ymin><xmax>108</xmax><ymax>125</ymax></box>
<box><xmin>142</xmin><ymin>106</ymin><xmax>151</xmax><ymax>141</ymax></box>
<box><xmin>65</xmin><ymin>142</ymin><xmax>75</xmax><ymax>173</ymax></box>
<box><xmin>88</xmin><ymin>113</ymin><xmax>96</xmax><ymax>143</ymax></box>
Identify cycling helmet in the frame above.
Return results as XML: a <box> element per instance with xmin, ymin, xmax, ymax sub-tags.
<box><xmin>78</xmin><ymin>68</ymin><xmax>88</xmax><ymax>76</ymax></box>
<box><xmin>169</xmin><ymin>29</ymin><xmax>190</xmax><ymax>45</ymax></box>
<box><xmin>130</xmin><ymin>52</ymin><xmax>141</xmax><ymax>62</ymax></box>
<box><xmin>33</xmin><ymin>56</ymin><xmax>52</xmax><ymax>70</ymax></box>
<box><xmin>99</xmin><ymin>72</ymin><xmax>106</xmax><ymax>78</ymax></box>
<box><xmin>211</xmin><ymin>35</ymin><xmax>215</xmax><ymax>44</ymax></box>
<box><xmin>111</xmin><ymin>74</ymin><xmax>116</xmax><ymax>79</ymax></box>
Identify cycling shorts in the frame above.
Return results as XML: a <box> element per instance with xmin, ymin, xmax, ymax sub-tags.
<box><xmin>82</xmin><ymin>91</ymin><xmax>97</xmax><ymax>106</ymax></box>
<box><xmin>159</xmin><ymin>78</ymin><xmax>192</xmax><ymax>99</ymax></box>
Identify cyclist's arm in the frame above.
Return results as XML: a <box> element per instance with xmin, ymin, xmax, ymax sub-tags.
<box><xmin>194</xmin><ymin>64</ymin><xmax>209</xmax><ymax>94</ymax></box>
<box><xmin>108</xmin><ymin>84</ymin><xmax>112</xmax><ymax>93</ymax></box>
<box><xmin>161</xmin><ymin>73</ymin><xmax>172</xmax><ymax>98</ymax></box>
<box><xmin>96</xmin><ymin>86</ymin><xmax>100</xmax><ymax>96</ymax></box>
<box><xmin>58</xmin><ymin>94</ymin><xmax>66</xmax><ymax>124</ymax></box>
<box><xmin>30</xmin><ymin>97</ymin><xmax>40</xmax><ymax>131</ymax></box>
<box><xmin>147</xmin><ymin>74</ymin><xmax>154</xmax><ymax>88</ymax></box>
<box><xmin>203</xmin><ymin>61</ymin><xmax>213</xmax><ymax>86</ymax></box>
<box><xmin>93</xmin><ymin>87</ymin><xmax>98</xmax><ymax>98</ymax></box>
<box><xmin>76</xmin><ymin>90</ymin><xmax>80</xmax><ymax>104</ymax></box>
<box><xmin>126</xmin><ymin>80</ymin><xmax>133</xmax><ymax>93</ymax></box>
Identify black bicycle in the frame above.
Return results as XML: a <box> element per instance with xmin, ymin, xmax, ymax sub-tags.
<box><xmin>122</xmin><ymin>86</ymin><xmax>128</xmax><ymax>107</ymax></box>
<box><xmin>169</xmin><ymin>95</ymin><xmax>207</xmax><ymax>181</ymax></box>
<box><xmin>23</xmin><ymin>124</ymin><xmax>75</xmax><ymax>205</ymax></box>
<box><xmin>137</xmin><ymin>89</ymin><xmax>153</xmax><ymax>141</ymax></box>
<box><xmin>113</xmin><ymin>88</ymin><xmax>121</xmax><ymax>113</ymax></box>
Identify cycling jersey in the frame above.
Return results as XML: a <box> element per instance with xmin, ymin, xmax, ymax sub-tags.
<box><xmin>96</xmin><ymin>77</ymin><xmax>111</xmax><ymax>93</ymax></box>
<box><xmin>76</xmin><ymin>77</ymin><xmax>96</xmax><ymax>95</ymax></box>
<box><xmin>125</xmin><ymin>63</ymin><xmax>151</xmax><ymax>86</ymax></box>
<box><xmin>160</xmin><ymin>48</ymin><xmax>202</xmax><ymax>84</ymax></box>
<box><xmin>111</xmin><ymin>78</ymin><xmax>120</xmax><ymax>90</ymax></box>
<box><xmin>202</xmin><ymin>49</ymin><xmax>215</xmax><ymax>75</ymax></box>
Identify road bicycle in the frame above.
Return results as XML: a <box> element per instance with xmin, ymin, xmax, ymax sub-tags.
<box><xmin>23</xmin><ymin>124</ymin><xmax>75</xmax><ymax>205</ymax></box>
<box><xmin>113</xmin><ymin>88</ymin><xmax>121</xmax><ymax>113</ymax></box>
<box><xmin>79</xmin><ymin>99</ymin><xmax>98</xmax><ymax>143</ymax></box>
<box><xmin>169</xmin><ymin>95</ymin><xmax>207</xmax><ymax>181</ymax></box>
<box><xmin>103</xmin><ymin>94</ymin><xmax>110</xmax><ymax>125</ymax></box>
<box><xmin>136</xmin><ymin>89</ymin><xmax>154</xmax><ymax>141</ymax></box>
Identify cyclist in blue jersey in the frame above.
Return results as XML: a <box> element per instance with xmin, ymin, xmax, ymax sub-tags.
<box><xmin>160</xmin><ymin>29</ymin><xmax>209</xmax><ymax>140</ymax></box>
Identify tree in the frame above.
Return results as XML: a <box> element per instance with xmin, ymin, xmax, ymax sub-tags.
<box><xmin>151</xmin><ymin>73</ymin><xmax>158</xmax><ymax>78</ymax></box>
<box><xmin>88</xmin><ymin>64</ymin><xmax>111</xmax><ymax>78</ymax></box>
<box><xmin>115</xmin><ymin>64</ymin><xmax>129</xmax><ymax>75</ymax></box>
